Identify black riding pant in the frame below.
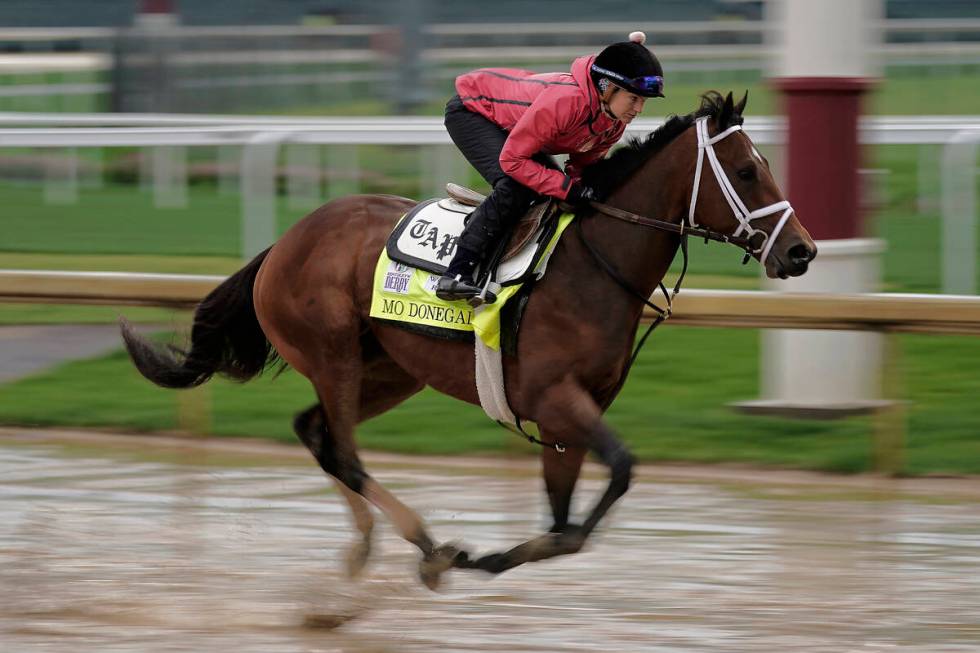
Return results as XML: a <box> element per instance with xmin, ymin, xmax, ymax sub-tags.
<box><xmin>443</xmin><ymin>95</ymin><xmax>558</xmax><ymax>274</ymax></box>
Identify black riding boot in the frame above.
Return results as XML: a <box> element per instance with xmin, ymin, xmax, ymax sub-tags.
<box><xmin>436</xmin><ymin>178</ymin><xmax>537</xmax><ymax>305</ymax></box>
<box><xmin>435</xmin><ymin>201</ymin><xmax>496</xmax><ymax>305</ymax></box>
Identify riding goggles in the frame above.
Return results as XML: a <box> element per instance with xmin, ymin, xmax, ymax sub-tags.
<box><xmin>591</xmin><ymin>64</ymin><xmax>665</xmax><ymax>98</ymax></box>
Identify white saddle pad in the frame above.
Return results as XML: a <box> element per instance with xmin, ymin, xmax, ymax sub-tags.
<box><xmin>386</xmin><ymin>198</ymin><xmax>558</xmax><ymax>287</ymax></box>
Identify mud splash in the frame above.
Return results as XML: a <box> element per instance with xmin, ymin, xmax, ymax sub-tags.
<box><xmin>1</xmin><ymin>435</ymin><xmax>978</xmax><ymax>652</ymax></box>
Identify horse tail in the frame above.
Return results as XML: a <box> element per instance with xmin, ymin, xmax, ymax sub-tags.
<box><xmin>120</xmin><ymin>247</ymin><xmax>279</xmax><ymax>389</ymax></box>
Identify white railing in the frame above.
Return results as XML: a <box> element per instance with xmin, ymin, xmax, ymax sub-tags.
<box><xmin>2</xmin><ymin>113</ymin><xmax>979</xmax><ymax>140</ymax></box>
<box><xmin>1</xmin><ymin>116</ymin><xmax>978</xmax><ymax>290</ymax></box>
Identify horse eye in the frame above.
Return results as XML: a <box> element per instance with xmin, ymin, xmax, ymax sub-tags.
<box><xmin>737</xmin><ymin>166</ymin><xmax>756</xmax><ymax>181</ymax></box>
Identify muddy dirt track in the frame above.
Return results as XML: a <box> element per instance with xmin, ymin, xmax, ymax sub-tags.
<box><xmin>1</xmin><ymin>429</ymin><xmax>978</xmax><ymax>652</ymax></box>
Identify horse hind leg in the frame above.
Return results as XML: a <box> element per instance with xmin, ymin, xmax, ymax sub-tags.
<box><xmin>351</xmin><ymin>370</ymin><xmax>466</xmax><ymax>589</ymax></box>
<box><xmin>297</xmin><ymin>359</ymin><xmax>462</xmax><ymax>587</ymax></box>
<box><xmin>293</xmin><ymin>404</ymin><xmax>375</xmax><ymax>578</ymax></box>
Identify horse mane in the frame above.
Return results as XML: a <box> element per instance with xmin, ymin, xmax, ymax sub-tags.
<box><xmin>580</xmin><ymin>91</ymin><xmax>746</xmax><ymax>198</ymax></box>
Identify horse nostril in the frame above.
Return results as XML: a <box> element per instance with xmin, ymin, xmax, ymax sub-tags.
<box><xmin>788</xmin><ymin>243</ymin><xmax>814</xmax><ymax>264</ymax></box>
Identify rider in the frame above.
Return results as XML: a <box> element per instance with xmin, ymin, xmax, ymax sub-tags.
<box><xmin>435</xmin><ymin>31</ymin><xmax>665</xmax><ymax>304</ymax></box>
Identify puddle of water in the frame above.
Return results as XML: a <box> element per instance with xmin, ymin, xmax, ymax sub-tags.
<box><xmin>1</xmin><ymin>440</ymin><xmax>978</xmax><ymax>652</ymax></box>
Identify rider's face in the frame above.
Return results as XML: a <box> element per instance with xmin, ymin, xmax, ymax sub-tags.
<box><xmin>607</xmin><ymin>88</ymin><xmax>646</xmax><ymax>123</ymax></box>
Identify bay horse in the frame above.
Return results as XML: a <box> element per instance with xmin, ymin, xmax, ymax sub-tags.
<box><xmin>121</xmin><ymin>91</ymin><xmax>816</xmax><ymax>589</ymax></box>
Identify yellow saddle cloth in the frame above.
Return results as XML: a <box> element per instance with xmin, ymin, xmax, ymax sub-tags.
<box><xmin>369</xmin><ymin>213</ymin><xmax>574</xmax><ymax>351</ymax></box>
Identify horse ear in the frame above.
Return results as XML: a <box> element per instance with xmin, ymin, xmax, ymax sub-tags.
<box><xmin>735</xmin><ymin>90</ymin><xmax>748</xmax><ymax>116</ymax></box>
<box><xmin>718</xmin><ymin>91</ymin><xmax>735</xmax><ymax>127</ymax></box>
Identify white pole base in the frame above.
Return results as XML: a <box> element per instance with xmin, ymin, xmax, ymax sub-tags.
<box><xmin>733</xmin><ymin>238</ymin><xmax>893</xmax><ymax>417</ymax></box>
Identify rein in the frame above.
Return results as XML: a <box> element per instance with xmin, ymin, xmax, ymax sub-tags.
<box><xmin>588</xmin><ymin>199</ymin><xmax>756</xmax><ymax>257</ymax></box>
<box><xmin>574</xmin><ymin>210</ymin><xmax>686</xmax><ymax>387</ymax></box>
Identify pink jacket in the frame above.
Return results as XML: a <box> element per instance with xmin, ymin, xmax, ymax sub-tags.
<box><xmin>454</xmin><ymin>55</ymin><xmax>625</xmax><ymax>199</ymax></box>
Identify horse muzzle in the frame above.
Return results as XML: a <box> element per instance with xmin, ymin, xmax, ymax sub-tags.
<box><xmin>765</xmin><ymin>240</ymin><xmax>818</xmax><ymax>279</ymax></box>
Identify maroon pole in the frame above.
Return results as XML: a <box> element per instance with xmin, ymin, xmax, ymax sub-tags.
<box><xmin>140</xmin><ymin>0</ymin><xmax>176</xmax><ymax>14</ymax></box>
<box><xmin>774</xmin><ymin>77</ymin><xmax>874</xmax><ymax>241</ymax></box>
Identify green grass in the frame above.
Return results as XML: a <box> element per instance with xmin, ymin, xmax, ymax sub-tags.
<box><xmin>1</xmin><ymin>68</ymin><xmax>977</xmax><ymax>471</ymax></box>
<box><xmin>0</xmin><ymin>327</ymin><xmax>977</xmax><ymax>475</ymax></box>
<box><xmin>0</xmin><ymin>252</ymin><xmax>245</xmax><ymax>274</ymax></box>
<box><xmin>0</xmin><ymin>183</ymin><xmax>246</xmax><ymax>257</ymax></box>
<box><xmin>0</xmin><ymin>70</ymin><xmax>108</xmax><ymax>113</ymax></box>
<box><xmin>0</xmin><ymin>304</ymin><xmax>185</xmax><ymax>326</ymax></box>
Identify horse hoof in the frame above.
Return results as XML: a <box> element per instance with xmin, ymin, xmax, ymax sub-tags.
<box><xmin>345</xmin><ymin>537</ymin><xmax>372</xmax><ymax>579</ymax></box>
<box><xmin>418</xmin><ymin>543</ymin><xmax>464</xmax><ymax>591</ymax></box>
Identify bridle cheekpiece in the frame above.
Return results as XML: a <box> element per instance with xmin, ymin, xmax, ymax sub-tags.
<box><xmin>688</xmin><ymin>116</ymin><xmax>795</xmax><ymax>265</ymax></box>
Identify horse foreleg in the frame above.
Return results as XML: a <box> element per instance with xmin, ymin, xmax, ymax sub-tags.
<box><xmin>454</xmin><ymin>440</ymin><xmax>593</xmax><ymax>575</ymax></box>
<box><xmin>578</xmin><ymin>422</ymin><xmax>634</xmax><ymax>536</ymax></box>
<box><xmin>543</xmin><ymin>444</ymin><xmax>587</xmax><ymax>532</ymax></box>
<box><xmin>460</xmin><ymin>382</ymin><xmax>633</xmax><ymax>576</ymax></box>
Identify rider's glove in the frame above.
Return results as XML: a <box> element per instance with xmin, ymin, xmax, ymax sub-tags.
<box><xmin>566</xmin><ymin>183</ymin><xmax>600</xmax><ymax>207</ymax></box>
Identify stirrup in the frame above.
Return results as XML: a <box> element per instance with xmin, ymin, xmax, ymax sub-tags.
<box><xmin>436</xmin><ymin>274</ymin><xmax>482</xmax><ymax>302</ymax></box>
<box><xmin>466</xmin><ymin>289</ymin><xmax>497</xmax><ymax>308</ymax></box>
<box><xmin>468</xmin><ymin>278</ymin><xmax>499</xmax><ymax>307</ymax></box>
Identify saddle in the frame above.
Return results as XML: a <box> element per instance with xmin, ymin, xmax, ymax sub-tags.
<box><xmin>386</xmin><ymin>184</ymin><xmax>561</xmax><ymax>286</ymax></box>
<box><xmin>445</xmin><ymin>183</ymin><xmax>554</xmax><ymax>261</ymax></box>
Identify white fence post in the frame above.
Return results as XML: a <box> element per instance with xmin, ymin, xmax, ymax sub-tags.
<box><xmin>941</xmin><ymin>130</ymin><xmax>980</xmax><ymax>295</ymax></box>
<box><xmin>151</xmin><ymin>145</ymin><xmax>188</xmax><ymax>209</ymax></box>
<box><xmin>285</xmin><ymin>143</ymin><xmax>322</xmax><ymax>211</ymax></box>
<box><xmin>917</xmin><ymin>143</ymin><xmax>939</xmax><ymax>214</ymax></box>
<box><xmin>738</xmin><ymin>238</ymin><xmax>890</xmax><ymax>417</ymax></box>
<box><xmin>420</xmin><ymin>144</ymin><xmax>458</xmax><ymax>200</ymax></box>
<box><xmin>138</xmin><ymin>147</ymin><xmax>153</xmax><ymax>192</ymax></box>
<box><xmin>241</xmin><ymin>131</ymin><xmax>293</xmax><ymax>259</ymax></box>
<box><xmin>43</xmin><ymin>147</ymin><xmax>78</xmax><ymax>205</ymax></box>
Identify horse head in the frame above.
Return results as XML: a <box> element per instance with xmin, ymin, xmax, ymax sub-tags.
<box><xmin>683</xmin><ymin>91</ymin><xmax>817</xmax><ymax>278</ymax></box>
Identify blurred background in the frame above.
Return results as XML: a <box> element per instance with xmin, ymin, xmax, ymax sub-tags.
<box><xmin>0</xmin><ymin>0</ymin><xmax>979</xmax><ymax>476</ymax></box>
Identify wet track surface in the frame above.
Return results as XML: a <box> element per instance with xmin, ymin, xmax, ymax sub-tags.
<box><xmin>1</xmin><ymin>430</ymin><xmax>978</xmax><ymax>652</ymax></box>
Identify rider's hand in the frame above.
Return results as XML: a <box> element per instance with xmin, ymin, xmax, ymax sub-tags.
<box><xmin>566</xmin><ymin>183</ymin><xmax>601</xmax><ymax>207</ymax></box>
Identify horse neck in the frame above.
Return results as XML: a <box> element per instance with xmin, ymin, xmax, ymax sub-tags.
<box><xmin>583</xmin><ymin>133</ymin><xmax>693</xmax><ymax>311</ymax></box>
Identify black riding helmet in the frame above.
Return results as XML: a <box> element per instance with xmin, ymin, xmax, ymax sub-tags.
<box><xmin>590</xmin><ymin>32</ymin><xmax>665</xmax><ymax>98</ymax></box>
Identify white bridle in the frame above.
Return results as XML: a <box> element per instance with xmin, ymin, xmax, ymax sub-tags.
<box><xmin>688</xmin><ymin>116</ymin><xmax>795</xmax><ymax>264</ymax></box>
